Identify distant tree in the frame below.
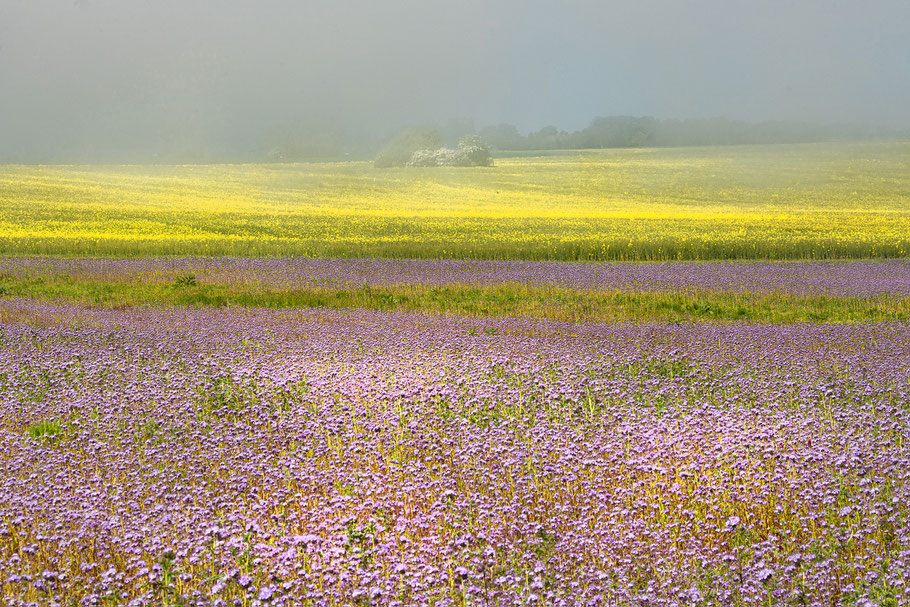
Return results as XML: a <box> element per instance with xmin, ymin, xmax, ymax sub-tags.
<box><xmin>374</xmin><ymin>127</ymin><xmax>443</xmax><ymax>168</ymax></box>
<box><xmin>478</xmin><ymin>124</ymin><xmax>526</xmax><ymax>150</ymax></box>
<box><xmin>441</xmin><ymin>118</ymin><xmax>476</xmax><ymax>148</ymax></box>
<box><xmin>454</xmin><ymin>134</ymin><xmax>492</xmax><ymax>166</ymax></box>
<box><xmin>526</xmin><ymin>125</ymin><xmax>567</xmax><ymax>149</ymax></box>
<box><xmin>580</xmin><ymin>116</ymin><xmax>658</xmax><ymax>148</ymax></box>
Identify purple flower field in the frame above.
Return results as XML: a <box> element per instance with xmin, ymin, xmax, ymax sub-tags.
<box><xmin>4</xmin><ymin>257</ymin><xmax>910</xmax><ymax>297</ymax></box>
<box><xmin>1</xmin><ymin>298</ymin><xmax>909</xmax><ymax>605</ymax></box>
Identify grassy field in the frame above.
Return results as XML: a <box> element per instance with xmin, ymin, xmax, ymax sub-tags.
<box><xmin>2</xmin><ymin>141</ymin><xmax>909</xmax><ymax>260</ymax></box>
<box><xmin>2</xmin><ymin>274</ymin><xmax>908</xmax><ymax>323</ymax></box>
<box><xmin>4</xmin><ymin>257</ymin><xmax>909</xmax><ymax>322</ymax></box>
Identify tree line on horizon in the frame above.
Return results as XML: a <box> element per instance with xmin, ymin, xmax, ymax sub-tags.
<box><xmin>3</xmin><ymin>115</ymin><xmax>905</xmax><ymax>165</ymax></box>
<box><xmin>269</xmin><ymin>116</ymin><xmax>907</xmax><ymax>164</ymax></box>
<box><xmin>477</xmin><ymin>116</ymin><xmax>903</xmax><ymax>152</ymax></box>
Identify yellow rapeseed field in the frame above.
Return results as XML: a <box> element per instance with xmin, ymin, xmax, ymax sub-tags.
<box><xmin>1</xmin><ymin>141</ymin><xmax>908</xmax><ymax>259</ymax></box>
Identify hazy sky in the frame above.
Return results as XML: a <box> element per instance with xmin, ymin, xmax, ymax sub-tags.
<box><xmin>1</xmin><ymin>0</ymin><xmax>908</xmax><ymax>160</ymax></box>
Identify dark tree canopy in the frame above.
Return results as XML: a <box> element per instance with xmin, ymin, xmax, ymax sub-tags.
<box><xmin>477</xmin><ymin>116</ymin><xmax>893</xmax><ymax>151</ymax></box>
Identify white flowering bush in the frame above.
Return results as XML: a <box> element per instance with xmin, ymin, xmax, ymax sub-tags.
<box><xmin>407</xmin><ymin>135</ymin><xmax>493</xmax><ymax>167</ymax></box>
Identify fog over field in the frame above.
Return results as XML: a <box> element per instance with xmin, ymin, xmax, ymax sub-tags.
<box><xmin>1</xmin><ymin>0</ymin><xmax>908</xmax><ymax>161</ymax></box>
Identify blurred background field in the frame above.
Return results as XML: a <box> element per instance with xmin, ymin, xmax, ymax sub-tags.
<box><xmin>2</xmin><ymin>141</ymin><xmax>909</xmax><ymax>260</ymax></box>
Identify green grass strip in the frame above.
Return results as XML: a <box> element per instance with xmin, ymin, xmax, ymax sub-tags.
<box><xmin>2</xmin><ymin>275</ymin><xmax>907</xmax><ymax>323</ymax></box>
